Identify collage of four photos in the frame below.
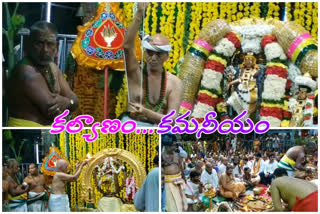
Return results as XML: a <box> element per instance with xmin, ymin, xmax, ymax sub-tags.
<box><xmin>2</xmin><ymin>1</ymin><xmax>319</xmax><ymax>212</ymax></box>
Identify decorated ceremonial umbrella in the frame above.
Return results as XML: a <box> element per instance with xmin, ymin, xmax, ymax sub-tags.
<box><xmin>71</xmin><ymin>3</ymin><xmax>141</xmax><ymax>119</ymax></box>
<box><xmin>41</xmin><ymin>146</ymin><xmax>70</xmax><ymax>176</ymax></box>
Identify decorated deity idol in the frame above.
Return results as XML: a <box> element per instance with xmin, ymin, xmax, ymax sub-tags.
<box><xmin>225</xmin><ymin>55</ymin><xmax>260</xmax><ymax>120</ymax></box>
<box><xmin>289</xmin><ymin>73</ymin><xmax>317</xmax><ymax>127</ymax></box>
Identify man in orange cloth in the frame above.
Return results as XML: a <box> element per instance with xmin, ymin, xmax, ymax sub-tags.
<box><xmin>219</xmin><ymin>165</ymin><xmax>246</xmax><ymax>200</ymax></box>
<box><xmin>271</xmin><ymin>168</ymin><xmax>318</xmax><ymax>211</ymax></box>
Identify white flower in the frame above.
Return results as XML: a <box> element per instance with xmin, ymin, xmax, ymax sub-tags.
<box><xmin>214</xmin><ymin>38</ymin><xmax>236</xmax><ymax>57</ymax></box>
<box><xmin>261</xmin><ymin>75</ymin><xmax>287</xmax><ymax>100</ymax></box>
<box><xmin>201</xmin><ymin>69</ymin><xmax>223</xmax><ymax>91</ymax></box>
<box><xmin>264</xmin><ymin>42</ymin><xmax>287</xmax><ymax>61</ymax></box>
<box><xmin>192</xmin><ymin>102</ymin><xmax>215</xmax><ymax>118</ymax></box>
<box><xmin>241</xmin><ymin>38</ymin><xmax>262</xmax><ymax>54</ymax></box>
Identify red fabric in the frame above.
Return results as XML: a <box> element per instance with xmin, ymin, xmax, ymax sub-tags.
<box><xmin>261</xmin><ymin>35</ymin><xmax>277</xmax><ymax>49</ymax></box>
<box><xmin>292</xmin><ymin>190</ymin><xmax>318</xmax><ymax>212</ymax></box>
<box><xmin>265</xmin><ymin>66</ymin><xmax>287</xmax><ymax>79</ymax></box>
<box><xmin>260</xmin><ymin>107</ymin><xmax>283</xmax><ymax>120</ymax></box>
<box><xmin>283</xmin><ymin>111</ymin><xmax>292</xmax><ymax>118</ymax></box>
<box><xmin>226</xmin><ymin>32</ymin><xmax>241</xmax><ymax>49</ymax></box>
<box><xmin>205</xmin><ymin>60</ymin><xmax>225</xmax><ymax>73</ymax></box>
<box><xmin>197</xmin><ymin>93</ymin><xmax>220</xmax><ymax>107</ymax></box>
<box><xmin>286</xmin><ymin>79</ymin><xmax>292</xmax><ymax>89</ymax></box>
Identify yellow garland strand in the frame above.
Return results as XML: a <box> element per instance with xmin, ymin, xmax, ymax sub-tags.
<box><xmin>143</xmin><ymin>3</ymin><xmax>152</xmax><ymax>35</ymax></box>
<box><xmin>151</xmin><ymin>2</ymin><xmax>158</xmax><ymax>35</ymax></box>
<box><xmin>123</xmin><ymin>3</ymin><xmax>134</xmax><ymax>26</ymax></box>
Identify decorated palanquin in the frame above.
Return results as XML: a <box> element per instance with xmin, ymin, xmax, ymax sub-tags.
<box><xmin>70</xmin><ymin>3</ymin><xmax>141</xmax><ymax>121</ymax></box>
<box><xmin>79</xmin><ymin>148</ymin><xmax>146</xmax><ymax>212</ymax></box>
<box><xmin>177</xmin><ymin>18</ymin><xmax>318</xmax><ymax>127</ymax></box>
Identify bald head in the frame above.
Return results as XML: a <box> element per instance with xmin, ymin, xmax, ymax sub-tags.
<box><xmin>205</xmin><ymin>163</ymin><xmax>213</xmax><ymax>174</ymax></box>
<box><xmin>149</xmin><ymin>34</ymin><xmax>170</xmax><ymax>46</ymax></box>
<box><xmin>56</xmin><ymin>159</ymin><xmax>68</xmax><ymax>173</ymax></box>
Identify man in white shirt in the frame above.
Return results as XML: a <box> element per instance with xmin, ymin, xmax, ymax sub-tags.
<box><xmin>232</xmin><ymin>156</ymin><xmax>242</xmax><ymax>182</ymax></box>
<box><xmin>185</xmin><ymin>171</ymin><xmax>203</xmax><ymax>207</ymax></box>
<box><xmin>231</xmin><ymin>136</ymin><xmax>237</xmax><ymax>152</ymax></box>
<box><xmin>259</xmin><ymin>153</ymin><xmax>278</xmax><ymax>185</ymax></box>
<box><xmin>243</xmin><ymin>157</ymin><xmax>252</xmax><ymax>171</ymax></box>
<box><xmin>201</xmin><ymin>163</ymin><xmax>219</xmax><ymax>189</ymax></box>
<box><xmin>218</xmin><ymin>158</ymin><xmax>228</xmax><ymax>177</ymax></box>
<box><xmin>252</xmin><ymin>153</ymin><xmax>265</xmax><ymax>176</ymax></box>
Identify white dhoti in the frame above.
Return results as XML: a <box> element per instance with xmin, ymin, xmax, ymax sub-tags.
<box><xmin>9</xmin><ymin>199</ymin><xmax>27</xmax><ymax>212</ymax></box>
<box><xmin>48</xmin><ymin>194</ymin><xmax>70</xmax><ymax>212</ymax></box>
<box><xmin>27</xmin><ymin>192</ymin><xmax>48</xmax><ymax>212</ymax></box>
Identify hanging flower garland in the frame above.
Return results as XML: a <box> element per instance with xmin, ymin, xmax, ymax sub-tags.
<box><xmin>151</xmin><ymin>2</ymin><xmax>158</xmax><ymax>36</ymax></box>
<box><xmin>123</xmin><ymin>3</ymin><xmax>134</xmax><ymax>25</ymax></box>
<box><xmin>115</xmin><ymin>77</ymin><xmax>127</xmax><ymax>118</ymax></box>
<box><xmin>192</xmin><ymin>32</ymin><xmax>241</xmax><ymax>123</ymax></box>
<box><xmin>260</xmin><ymin>35</ymin><xmax>288</xmax><ymax>126</ymax></box>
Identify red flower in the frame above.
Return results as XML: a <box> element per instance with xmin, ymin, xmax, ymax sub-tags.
<box><xmin>226</xmin><ymin>32</ymin><xmax>241</xmax><ymax>49</ymax></box>
<box><xmin>205</xmin><ymin>60</ymin><xmax>225</xmax><ymax>73</ymax></box>
<box><xmin>261</xmin><ymin>35</ymin><xmax>277</xmax><ymax>49</ymax></box>
<box><xmin>197</xmin><ymin>93</ymin><xmax>220</xmax><ymax>107</ymax></box>
<box><xmin>260</xmin><ymin>106</ymin><xmax>283</xmax><ymax>120</ymax></box>
<box><xmin>265</xmin><ymin>66</ymin><xmax>287</xmax><ymax>79</ymax></box>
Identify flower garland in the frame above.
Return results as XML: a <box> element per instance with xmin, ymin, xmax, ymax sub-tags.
<box><xmin>260</xmin><ymin>35</ymin><xmax>288</xmax><ymax>127</ymax></box>
<box><xmin>123</xmin><ymin>3</ymin><xmax>134</xmax><ymax>25</ymax></box>
<box><xmin>151</xmin><ymin>2</ymin><xmax>158</xmax><ymax>36</ymax></box>
<box><xmin>286</xmin><ymin>3</ymin><xmax>292</xmax><ymax>21</ymax></box>
<box><xmin>192</xmin><ymin>32</ymin><xmax>241</xmax><ymax>123</ymax></box>
<box><xmin>115</xmin><ymin>77</ymin><xmax>127</xmax><ymax>118</ymax></box>
<box><xmin>174</xmin><ymin>3</ymin><xmax>186</xmax><ymax>64</ymax></box>
<box><xmin>143</xmin><ymin>3</ymin><xmax>152</xmax><ymax>35</ymax></box>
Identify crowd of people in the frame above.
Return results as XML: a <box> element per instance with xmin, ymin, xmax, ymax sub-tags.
<box><xmin>161</xmin><ymin>133</ymin><xmax>318</xmax><ymax>212</ymax></box>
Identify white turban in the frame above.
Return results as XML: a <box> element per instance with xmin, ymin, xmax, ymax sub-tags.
<box><xmin>142</xmin><ymin>35</ymin><xmax>171</xmax><ymax>52</ymax></box>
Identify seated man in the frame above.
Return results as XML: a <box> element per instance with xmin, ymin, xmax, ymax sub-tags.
<box><xmin>23</xmin><ymin>164</ymin><xmax>48</xmax><ymax>211</ymax></box>
<box><xmin>219</xmin><ymin>165</ymin><xmax>246</xmax><ymax>200</ymax></box>
<box><xmin>48</xmin><ymin>159</ymin><xmax>88</xmax><ymax>211</ymax></box>
<box><xmin>242</xmin><ymin>167</ymin><xmax>260</xmax><ymax>187</ymax></box>
<box><xmin>200</xmin><ymin>163</ymin><xmax>219</xmax><ymax>189</ymax></box>
<box><xmin>122</xmin><ymin>3</ymin><xmax>183</xmax><ymax>126</ymax></box>
<box><xmin>8</xmin><ymin>21</ymin><xmax>78</xmax><ymax>127</ymax></box>
<box><xmin>185</xmin><ymin>171</ymin><xmax>203</xmax><ymax>211</ymax></box>
<box><xmin>271</xmin><ymin>168</ymin><xmax>318</xmax><ymax>211</ymax></box>
<box><xmin>259</xmin><ymin>153</ymin><xmax>278</xmax><ymax>185</ymax></box>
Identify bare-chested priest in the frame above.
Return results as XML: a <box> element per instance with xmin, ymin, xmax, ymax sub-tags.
<box><xmin>8</xmin><ymin>21</ymin><xmax>78</xmax><ymax>127</ymax></box>
<box><xmin>23</xmin><ymin>164</ymin><xmax>48</xmax><ymax>211</ymax></box>
<box><xmin>161</xmin><ymin>134</ymin><xmax>187</xmax><ymax>211</ymax></box>
<box><xmin>271</xmin><ymin>168</ymin><xmax>318</xmax><ymax>211</ymax></box>
<box><xmin>219</xmin><ymin>165</ymin><xmax>246</xmax><ymax>200</ymax></box>
<box><xmin>122</xmin><ymin>3</ymin><xmax>183</xmax><ymax>126</ymax></box>
<box><xmin>48</xmin><ymin>159</ymin><xmax>88</xmax><ymax>211</ymax></box>
<box><xmin>278</xmin><ymin>143</ymin><xmax>317</xmax><ymax>177</ymax></box>
<box><xmin>6</xmin><ymin>159</ymin><xmax>29</xmax><ymax>212</ymax></box>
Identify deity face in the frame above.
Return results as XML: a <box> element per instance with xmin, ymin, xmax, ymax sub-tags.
<box><xmin>27</xmin><ymin>31</ymin><xmax>57</xmax><ymax>66</ymax></box>
<box><xmin>297</xmin><ymin>88</ymin><xmax>308</xmax><ymax>100</ymax></box>
<box><xmin>244</xmin><ymin>57</ymin><xmax>254</xmax><ymax>69</ymax></box>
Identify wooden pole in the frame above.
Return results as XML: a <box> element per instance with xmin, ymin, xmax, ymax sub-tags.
<box><xmin>104</xmin><ymin>67</ymin><xmax>109</xmax><ymax>119</ymax></box>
